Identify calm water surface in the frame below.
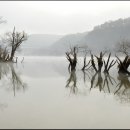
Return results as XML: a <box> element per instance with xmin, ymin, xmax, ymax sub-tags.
<box><xmin>0</xmin><ymin>56</ymin><xmax>130</xmax><ymax>129</ymax></box>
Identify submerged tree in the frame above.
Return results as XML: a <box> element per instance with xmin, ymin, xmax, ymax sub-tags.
<box><xmin>81</xmin><ymin>49</ymin><xmax>92</xmax><ymax>71</ymax></box>
<box><xmin>90</xmin><ymin>52</ymin><xmax>105</xmax><ymax>73</ymax></box>
<box><xmin>66</xmin><ymin>46</ymin><xmax>78</xmax><ymax>72</ymax></box>
<box><xmin>116</xmin><ymin>55</ymin><xmax>130</xmax><ymax>75</ymax></box>
<box><xmin>95</xmin><ymin>52</ymin><xmax>106</xmax><ymax>73</ymax></box>
<box><xmin>103</xmin><ymin>53</ymin><xmax>116</xmax><ymax>74</ymax></box>
<box><xmin>115</xmin><ymin>40</ymin><xmax>130</xmax><ymax>75</ymax></box>
<box><xmin>90</xmin><ymin>54</ymin><xmax>98</xmax><ymax>72</ymax></box>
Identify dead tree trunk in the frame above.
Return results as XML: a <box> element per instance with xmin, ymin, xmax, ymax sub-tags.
<box><xmin>81</xmin><ymin>53</ymin><xmax>91</xmax><ymax>71</ymax></box>
<box><xmin>3</xmin><ymin>27</ymin><xmax>27</xmax><ymax>62</ymax></box>
<box><xmin>116</xmin><ymin>55</ymin><xmax>130</xmax><ymax>75</ymax></box>
<box><xmin>90</xmin><ymin>52</ymin><xmax>105</xmax><ymax>73</ymax></box>
<box><xmin>66</xmin><ymin>47</ymin><xmax>77</xmax><ymax>72</ymax></box>
<box><xmin>90</xmin><ymin>54</ymin><xmax>98</xmax><ymax>72</ymax></box>
<box><xmin>104</xmin><ymin>53</ymin><xmax>116</xmax><ymax>74</ymax></box>
<box><xmin>95</xmin><ymin>52</ymin><xmax>104</xmax><ymax>73</ymax></box>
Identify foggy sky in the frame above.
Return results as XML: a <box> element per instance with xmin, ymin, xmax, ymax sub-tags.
<box><xmin>1</xmin><ymin>1</ymin><xmax>130</xmax><ymax>35</ymax></box>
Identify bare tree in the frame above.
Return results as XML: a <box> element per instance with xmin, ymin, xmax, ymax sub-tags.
<box><xmin>116</xmin><ymin>55</ymin><xmax>130</xmax><ymax>75</ymax></box>
<box><xmin>90</xmin><ymin>51</ymin><xmax>106</xmax><ymax>73</ymax></box>
<box><xmin>66</xmin><ymin>46</ymin><xmax>78</xmax><ymax>72</ymax></box>
<box><xmin>116</xmin><ymin>39</ymin><xmax>130</xmax><ymax>56</ymax></box>
<box><xmin>103</xmin><ymin>53</ymin><xmax>116</xmax><ymax>74</ymax></box>
<box><xmin>90</xmin><ymin>53</ymin><xmax>98</xmax><ymax>72</ymax></box>
<box><xmin>81</xmin><ymin>48</ymin><xmax>92</xmax><ymax>71</ymax></box>
<box><xmin>3</xmin><ymin>27</ymin><xmax>27</xmax><ymax>62</ymax></box>
<box><xmin>95</xmin><ymin>52</ymin><xmax>106</xmax><ymax>73</ymax></box>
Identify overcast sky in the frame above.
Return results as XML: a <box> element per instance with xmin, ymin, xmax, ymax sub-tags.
<box><xmin>1</xmin><ymin>1</ymin><xmax>130</xmax><ymax>35</ymax></box>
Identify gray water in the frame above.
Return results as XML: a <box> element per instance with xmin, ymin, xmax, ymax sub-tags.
<box><xmin>0</xmin><ymin>56</ymin><xmax>130</xmax><ymax>129</ymax></box>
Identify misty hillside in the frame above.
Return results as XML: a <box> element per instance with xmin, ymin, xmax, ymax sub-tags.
<box><xmin>51</xmin><ymin>17</ymin><xmax>130</xmax><ymax>55</ymax></box>
<box><xmin>83</xmin><ymin>18</ymin><xmax>130</xmax><ymax>51</ymax></box>
<box><xmin>20</xmin><ymin>17</ymin><xmax>130</xmax><ymax>56</ymax></box>
<box><xmin>50</xmin><ymin>32</ymin><xmax>88</xmax><ymax>55</ymax></box>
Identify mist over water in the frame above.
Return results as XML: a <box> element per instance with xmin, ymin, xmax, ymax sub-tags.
<box><xmin>1</xmin><ymin>1</ymin><xmax>130</xmax><ymax>129</ymax></box>
<box><xmin>0</xmin><ymin>56</ymin><xmax>130</xmax><ymax>129</ymax></box>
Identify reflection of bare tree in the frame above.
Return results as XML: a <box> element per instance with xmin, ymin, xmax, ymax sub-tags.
<box><xmin>90</xmin><ymin>72</ymin><xmax>117</xmax><ymax>93</ymax></box>
<box><xmin>114</xmin><ymin>73</ymin><xmax>130</xmax><ymax>103</ymax></box>
<box><xmin>66</xmin><ymin>70</ymin><xmax>78</xmax><ymax>94</ymax></box>
<box><xmin>89</xmin><ymin>71</ymin><xmax>130</xmax><ymax>103</ymax></box>
<box><xmin>96</xmin><ymin>72</ymin><xmax>103</xmax><ymax>91</ymax></box>
<box><xmin>9</xmin><ymin>63</ymin><xmax>27</xmax><ymax>96</ymax></box>
<box><xmin>82</xmin><ymin>70</ymin><xmax>92</xmax><ymax>83</ymax></box>
<box><xmin>65</xmin><ymin>67</ymin><xmax>130</xmax><ymax>104</ymax></box>
<box><xmin>114</xmin><ymin>73</ymin><xmax>130</xmax><ymax>95</ymax></box>
<box><xmin>103</xmin><ymin>73</ymin><xmax>117</xmax><ymax>93</ymax></box>
<box><xmin>0</xmin><ymin>63</ymin><xmax>27</xmax><ymax>96</ymax></box>
<box><xmin>90</xmin><ymin>72</ymin><xmax>103</xmax><ymax>92</ymax></box>
<box><xmin>0</xmin><ymin>63</ymin><xmax>10</xmax><ymax>79</ymax></box>
<box><xmin>0</xmin><ymin>63</ymin><xmax>27</xmax><ymax>110</ymax></box>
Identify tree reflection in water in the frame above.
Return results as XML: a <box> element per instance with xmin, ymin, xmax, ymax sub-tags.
<box><xmin>66</xmin><ymin>70</ymin><xmax>78</xmax><ymax>94</ymax></box>
<box><xmin>0</xmin><ymin>63</ymin><xmax>27</xmax><ymax>110</ymax></box>
<box><xmin>0</xmin><ymin>63</ymin><xmax>27</xmax><ymax>96</ymax></box>
<box><xmin>90</xmin><ymin>72</ymin><xmax>117</xmax><ymax>93</ymax></box>
<box><xmin>65</xmin><ymin>69</ymin><xmax>130</xmax><ymax>104</ymax></box>
<box><xmin>114</xmin><ymin>73</ymin><xmax>130</xmax><ymax>103</ymax></box>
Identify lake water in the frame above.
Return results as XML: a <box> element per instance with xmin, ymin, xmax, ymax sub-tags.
<box><xmin>0</xmin><ymin>56</ymin><xmax>130</xmax><ymax>129</ymax></box>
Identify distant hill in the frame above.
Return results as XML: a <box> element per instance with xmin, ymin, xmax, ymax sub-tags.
<box><xmin>83</xmin><ymin>18</ymin><xmax>130</xmax><ymax>51</ymax></box>
<box><xmin>51</xmin><ymin>17</ymin><xmax>130</xmax><ymax>55</ymax></box>
<box><xmin>20</xmin><ymin>17</ymin><xmax>130</xmax><ymax>56</ymax></box>
<box><xmin>50</xmin><ymin>32</ymin><xmax>88</xmax><ymax>55</ymax></box>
